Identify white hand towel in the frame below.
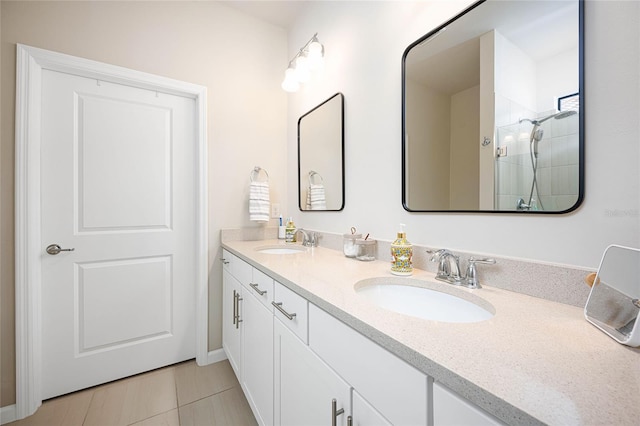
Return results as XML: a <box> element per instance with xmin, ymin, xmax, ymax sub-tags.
<box><xmin>306</xmin><ymin>188</ymin><xmax>312</xmax><ymax>210</ymax></box>
<box><xmin>309</xmin><ymin>184</ymin><xmax>326</xmax><ymax>210</ymax></box>
<box><xmin>249</xmin><ymin>181</ymin><xmax>270</xmax><ymax>222</ymax></box>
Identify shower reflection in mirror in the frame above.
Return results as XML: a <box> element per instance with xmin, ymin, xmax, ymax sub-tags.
<box><xmin>497</xmin><ymin>99</ymin><xmax>579</xmax><ymax>212</ymax></box>
<box><xmin>402</xmin><ymin>0</ymin><xmax>583</xmax><ymax>213</ymax></box>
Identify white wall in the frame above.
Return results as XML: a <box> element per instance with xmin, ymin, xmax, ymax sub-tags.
<box><xmin>1</xmin><ymin>0</ymin><xmax>288</xmax><ymax>406</ymax></box>
<box><xmin>405</xmin><ymin>78</ymin><xmax>451</xmax><ymax>209</ymax></box>
<box><xmin>285</xmin><ymin>0</ymin><xmax>640</xmax><ymax>269</ymax></box>
<box><xmin>450</xmin><ymin>85</ymin><xmax>480</xmax><ymax>210</ymax></box>
<box><xmin>494</xmin><ymin>30</ymin><xmax>537</xmax><ymax>114</ymax></box>
<box><xmin>537</xmin><ymin>48</ymin><xmax>579</xmax><ymax>113</ymax></box>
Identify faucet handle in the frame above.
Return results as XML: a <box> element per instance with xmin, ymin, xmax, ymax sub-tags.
<box><xmin>308</xmin><ymin>231</ymin><xmax>317</xmax><ymax>247</ymax></box>
<box><xmin>427</xmin><ymin>248</ymin><xmax>454</xmax><ymax>262</ymax></box>
<box><xmin>465</xmin><ymin>257</ymin><xmax>496</xmax><ymax>289</ymax></box>
<box><xmin>469</xmin><ymin>257</ymin><xmax>496</xmax><ymax>265</ymax></box>
<box><xmin>428</xmin><ymin>249</ymin><xmax>461</xmax><ymax>281</ymax></box>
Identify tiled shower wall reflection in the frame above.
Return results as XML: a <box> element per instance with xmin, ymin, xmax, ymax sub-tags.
<box><xmin>496</xmin><ymin>112</ymin><xmax>579</xmax><ymax>211</ymax></box>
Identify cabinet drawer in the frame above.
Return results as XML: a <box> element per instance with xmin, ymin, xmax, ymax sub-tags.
<box><xmin>222</xmin><ymin>249</ymin><xmax>232</xmax><ymax>272</ymax></box>
<box><xmin>353</xmin><ymin>389</ymin><xmax>392</xmax><ymax>425</ymax></box>
<box><xmin>247</xmin><ymin>268</ymin><xmax>274</xmax><ymax>311</ymax></box>
<box><xmin>433</xmin><ymin>382</ymin><xmax>504</xmax><ymax>426</ymax></box>
<box><xmin>309</xmin><ymin>304</ymin><xmax>428</xmax><ymax>425</ymax></box>
<box><xmin>222</xmin><ymin>250</ymin><xmax>252</xmax><ymax>285</ymax></box>
<box><xmin>273</xmin><ymin>281</ymin><xmax>308</xmax><ymax>343</ymax></box>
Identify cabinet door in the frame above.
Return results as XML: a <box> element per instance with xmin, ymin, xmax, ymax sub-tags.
<box><xmin>309</xmin><ymin>304</ymin><xmax>428</xmax><ymax>425</ymax></box>
<box><xmin>352</xmin><ymin>390</ymin><xmax>391</xmax><ymax>426</ymax></box>
<box><xmin>222</xmin><ymin>270</ymin><xmax>243</xmax><ymax>378</ymax></box>
<box><xmin>243</xmin><ymin>289</ymin><xmax>274</xmax><ymax>426</ymax></box>
<box><xmin>433</xmin><ymin>382</ymin><xmax>504</xmax><ymax>426</ymax></box>
<box><xmin>274</xmin><ymin>319</ymin><xmax>350</xmax><ymax>426</ymax></box>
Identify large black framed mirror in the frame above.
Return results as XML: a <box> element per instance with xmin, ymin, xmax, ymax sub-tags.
<box><xmin>402</xmin><ymin>0</ymin><xmax>584</xmax><ymax>213</ymax></box>
<box><xmin>298</xmin><ymin>92</ymin><xmax>345</xmax><ymax>211</ymax></box>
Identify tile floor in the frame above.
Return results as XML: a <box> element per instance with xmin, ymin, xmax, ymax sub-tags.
<box><xmin>8</xmin><ymin>360</ymin><xmax>257</xmax><ymax>426</ymax></box>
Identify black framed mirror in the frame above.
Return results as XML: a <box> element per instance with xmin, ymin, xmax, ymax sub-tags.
<box><xmin>298</xmin><ymin>93</ymin><xmax>345</xmax><ymax>211</ymax></box>
<box><xmin>402</xmin><ymin>0</ymin><xmax>584</xmax><ymax>213</ymax></box>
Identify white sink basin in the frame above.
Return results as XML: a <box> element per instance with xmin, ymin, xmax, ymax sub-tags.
<box><xmin>255</xmin><ymin>245</ymin><xmax>307</xmax><ymax>254</ymax></box>
<box><xmin>355</xmin><ymin>278</ymin><xmax>494</xmax><ymax>323</ymax></box>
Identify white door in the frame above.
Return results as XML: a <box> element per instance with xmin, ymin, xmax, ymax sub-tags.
<box><xmin>40</xmin><ymin>68</ymin><xmax>196</xmax><ymax>399</ymax></box>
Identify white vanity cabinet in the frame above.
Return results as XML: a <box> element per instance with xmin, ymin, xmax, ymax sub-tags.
<box><xmin>222</xmin><ymin>269</ymin><xmax>243</xmax><ymax>377</ymax></box>
<box><xmin>242</xmin><ymin>285</ymin><xmax>274</xmax><ymax>426</ymax></box>
<box><xmin>352</xmin><ymin>390</ymin><xmax>392</xmax><ymax>426</ymax></box>
<box><xmin>309</xmin><ymin>304</ymin><xmax>428</xmax><ymax>425</ymax></box>
<box><xmin>433</xmin><ymin>382</ymin><xmax>504</xmax><ymax>426</ymax></box>
<box><xmin>222</xmin><ymin>250</ymin><xmax>275</xmax><ymax>426</ymax></box>
<box><xmin>274</xmin><ymin>318</ymin><xmax>351</xmax><ymax>426</ymax></box>
<box><xmin>222</xmin><ymin>247</ymin><xmax>504</xmax><ymax>426</ymax></box>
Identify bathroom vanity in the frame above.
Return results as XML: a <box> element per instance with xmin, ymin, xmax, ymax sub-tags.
<box><xmin>221</xmin><ymin>239</ymin><xmax>639</xmax><ymax>425</ymax></box>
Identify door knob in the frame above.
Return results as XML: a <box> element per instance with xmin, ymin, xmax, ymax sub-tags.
<box><xmin>46</xmin><ymin>244</ymin><xmax>75</xmax><ymax>255</ymax></box>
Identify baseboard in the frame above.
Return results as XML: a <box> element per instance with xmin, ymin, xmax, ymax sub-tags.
<box><xmin>0</xmin><ymin>404</ymin><xmax>17</xmax><ymax>425</ymax></box>
<box><xmin>206</xmin><ymin>348</ymin><xmax>228</xmax><ymax>365</ymax></box>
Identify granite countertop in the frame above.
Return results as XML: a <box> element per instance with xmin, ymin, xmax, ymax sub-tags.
<box><xmin>222</xmin><ymin>239</ymin><xmax>640</xmax><ymax>425</ymax></box>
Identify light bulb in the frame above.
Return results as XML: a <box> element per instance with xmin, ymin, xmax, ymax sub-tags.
<box><xmin>281</xmin><ymin>68</ymin><xmax>299</xmax><ymax>92</ymax></box>
<box><xmin>308</xmin><ymin>41</ymin><xmax>323</xmax><ymax>55</ymax></box>
<box><xmin>294</xmin><ymin>55</ymin><xmax>310</xmax><ymax>83</ymax></box>
<box><xmin>307</xmin><ymin>41</ymin><xmax>324</xmax><ymax>71</ymax></box>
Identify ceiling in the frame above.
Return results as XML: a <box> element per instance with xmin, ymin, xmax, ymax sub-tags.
<box><xmin>221</xmin><ymin>0</ymin><xmax>312</xmax><ymax>29</ymax></box>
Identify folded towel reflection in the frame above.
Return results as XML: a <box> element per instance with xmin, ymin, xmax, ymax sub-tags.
<box><xmin>249</xmin><ymin>167</ymin><xmax>270</xmax><ymax>222</ymax></box>
<box><xmin>308</xmin><ymin>184</ymin><xmax>326</xmax><ymax>210</ymax></box>
<box><xmin>306</xmin><ymin>171</ymin><xmax>326</xmax><ymax>210</ymax></box>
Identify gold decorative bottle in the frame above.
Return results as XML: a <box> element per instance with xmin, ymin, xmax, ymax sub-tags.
<box><xmin>285</xmin><ymin>218</ymin><xmax>296</xmax><ymax>243</ymax></box>
<box><xmin>391</xmin><ymin>224</ymin><xmax>413</xmax><ymax>276</ymax></box>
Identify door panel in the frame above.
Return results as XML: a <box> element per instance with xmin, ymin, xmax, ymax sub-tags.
<box><xmin>78</xmin><ymin>94</ymin><xmax>171</xmax><ymax>231</ymax></box>
<box><xmin>41</xmin><ymin>69</ymin><xmax>196</xmax><ymax>399</ymax></box>
<box><xmin>77</xmin><ymin>256</ymin><xmax>172</xmax><ymax>353</ymax></box>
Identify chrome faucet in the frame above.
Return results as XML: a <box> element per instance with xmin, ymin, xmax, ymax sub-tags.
<box><xmin>430</xmin><ymin>249</ymin><xmax>462</xmax><ymax>284</ymax></box>
<box><xmin>464</xmin><ymin>257</ymin><xmax>496</xmax><ymax>289</ymax></box>
<box><xmin>429</xmin><ymin>249</ymin><xmax>495</xmax><ymax>289</ymax></box>
<box><xmin>295</xmin><ymin>228</ymin><xmax>318</xmax><ymax>247</ymax></box>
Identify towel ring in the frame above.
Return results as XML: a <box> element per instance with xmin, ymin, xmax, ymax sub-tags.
<box><xmin>309</xmin><ymin>170</ymin><xmax>324</xmax><ymax>185</ymax></box>
<box><xmin>250</xmin><ymin>166</ymin><xmax>269</xmax><ymax>182</ymax></box>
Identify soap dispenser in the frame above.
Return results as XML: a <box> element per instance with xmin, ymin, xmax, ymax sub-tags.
<box><xmin>391</xmin><ymin>224</ymin><xmax>413</xmax><ymax>276</ymax></box>
<box><xmin>285</xmin><ymin>217</ymin><xmax>296</xmax><ymax>243</ymax></box>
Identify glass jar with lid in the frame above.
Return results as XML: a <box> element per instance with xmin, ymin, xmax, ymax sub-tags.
<box><xmin>355</xmin><ymin>238</ymin><xmax>376</xmax><ymax>261</ymax></box>
<box><xmin>343</xmin><ymin>228</ymin><xmax>362</xmax><ymax>258</ymax></box>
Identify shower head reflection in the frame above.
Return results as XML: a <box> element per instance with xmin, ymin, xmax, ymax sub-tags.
<box><xmin>519</xmin><ymin>110</ymin><xmax>577</xmax><ymax>126</ymax></box>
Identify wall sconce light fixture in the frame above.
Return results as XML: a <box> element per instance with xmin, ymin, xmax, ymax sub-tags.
<box><xmin>281</xmin><ymin>33</ymin><xmax>324</xmax><ymax>93</ymax></box>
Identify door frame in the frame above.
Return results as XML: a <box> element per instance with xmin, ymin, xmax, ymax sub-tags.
<box><xmin>14</xmin><ymin>44</ymin><xmax>208</xmax><ymax>419</ymax></box>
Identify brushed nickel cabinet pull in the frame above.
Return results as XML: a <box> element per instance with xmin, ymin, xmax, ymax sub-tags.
<box><xmin>236</xmin><ymin>293</ymin><xmax>243</xmax><ymax>329</ymax></box>
<box><xmin>233</xmin><ymin>290</ymin><xmax>243</xmax><ymax>329</ymax></box>
<box><xmin>232</xmin><ymin>290</ymin><xmax>237</xmax><ymax>325</ymax></box>
<box><xmin>271</xmin><ymin>301</ymin><xmax>296</xmax><ymax>320</ymax></box>
<box><xmin>332</xmin><ymin>398</ymin><xmax>345</xmax><ymax>426</ymax></box>
<box><xmin>220</xmin><ymin>257</ymin><xmax>229</xmax><ymax>265</ymax></box>
<box><xmin>250</xmin><ymin>283</ymin><xmax>267</xmax><ymax>296</ymax></box>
